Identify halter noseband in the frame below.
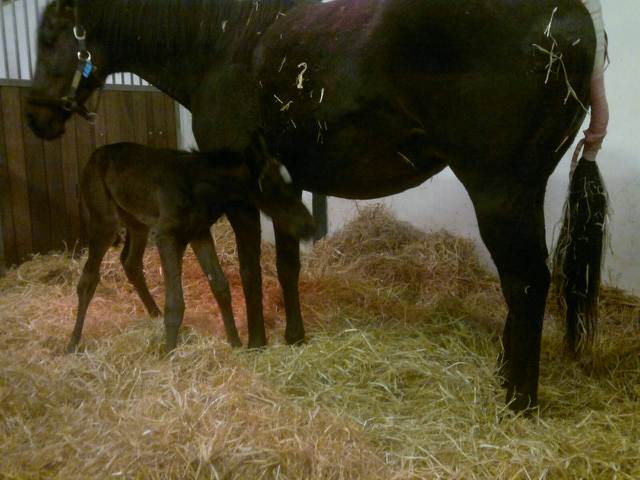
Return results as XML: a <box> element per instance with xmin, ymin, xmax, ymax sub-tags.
<box><xmin>28</xmin><ymin>9</ymin><xmax>103</xmax><ymax>123</ymax></box>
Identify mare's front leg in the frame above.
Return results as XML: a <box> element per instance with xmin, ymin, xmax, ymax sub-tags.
<box><xmin>225</xmin><ymin>205</ymin><xmax>267</xmax><ymax>348</ymax></box>
<box><xmin>273</xmin><ymin>225</ymin><xmax>305</xmax><ymax>345</ymax></box>
<box><xmin>156</xmin><ymin>233</ymin><xmax>187</xmax><ymax>351</ymax></box>
<box><xmin>190</xmin><ymin>233</ymin><xmax>242</xmax><ymax>347</ymax></box>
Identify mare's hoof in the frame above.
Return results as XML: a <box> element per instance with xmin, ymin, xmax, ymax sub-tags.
<box><xmin>247</xmin><ymin>338</ymin><xmax>268</xmax><ymax>350</ymax></box>
<box><xmin>229</xmin><ymin>338</ymin><xmax>243</xmax><ymax>348</ymax></box>
<box><xmin>506</xmin><ymin>389</ymin><xmax>538</xmax><ymax>415</ymax></box>
<box><xmin>150</xmin><ymin>308</ymin><xmax>162</xmax><ymax>318</ymax></box>
<box><xmin>285</xmin><ymin>331</ymin><xmax>306</xmax><ymax>346</ymax></box>
<box><xmin>496</xmin><ymin>365</ymin><xmax>510</xmax><ymax>389</ymax></box>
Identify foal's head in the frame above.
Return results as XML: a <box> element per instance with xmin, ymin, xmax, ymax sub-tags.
<box><xmin>251</xmin><ymin>153</ymin><xmax>316</xmax><ymax>240</ymax></box>
<box><xmin>204</xmin><ymin>136</ymin><xmax>315</xmax><ymax>240</ymax></box>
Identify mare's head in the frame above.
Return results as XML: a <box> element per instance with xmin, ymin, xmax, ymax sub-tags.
<box><xmin>242</xmin><ymin>135</ymin><xmax>315</xmax><ymax>240</ymax></box>
<box><xmin>26</xmin><ymin>0</ymin><xmax>105</xmax><ymax>139</ymax></box>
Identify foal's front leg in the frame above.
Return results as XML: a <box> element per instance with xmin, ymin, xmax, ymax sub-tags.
<box><xmin>190</xmin><ymin>233</ymin><xmax>242</xmax><ymax>347</ymax></box>
<box><xmin>68</xmin><ymin>228</ymin><xmax>117</xmax><ymax>352</ymax></box>
<box><xmin>156</xmin><ymin>234</ymin><xmax>187</xmax><ymax>351</ymax></box>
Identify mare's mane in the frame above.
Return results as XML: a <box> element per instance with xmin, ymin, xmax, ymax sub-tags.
<box><xmin>75</xmin><ymin>0</ymin><xmax>298</xmax><ymax>59</ymax></box>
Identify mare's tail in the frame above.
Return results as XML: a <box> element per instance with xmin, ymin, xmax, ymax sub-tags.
<box><xmin>552</xmin><ymin>0</ymin><xmax>609</xmax><ymax>354</ymax></box>
<box><xmin>552</xmin><ymin>158</ymin><xmax>608</xmax><ymax>354</ymax></box>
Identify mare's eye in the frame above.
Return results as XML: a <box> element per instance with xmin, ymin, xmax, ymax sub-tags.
<box><xmin>41</xmin><ymin>36</ymin><xmax>55</xmax><ymax>48</ymax></box>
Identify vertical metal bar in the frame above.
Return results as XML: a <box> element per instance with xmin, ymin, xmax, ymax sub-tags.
<box><xmin>22</xmin><ymin>0</ymin><xmax>33</xmax><ymax>79</ymax></box>
<box><xmin>0</xmin><ymin>1</ymin><xmax>11</xmax><ymax>77</ymax></box>
<box><xmin>37</xmin><ymin>0</ymin><xmax>48</xmax><ymax>24</ymax></box>
<box><xmin>11</xmin><ymin>0</ymin><xmax>22</xmax><ymax>79</ymax></box>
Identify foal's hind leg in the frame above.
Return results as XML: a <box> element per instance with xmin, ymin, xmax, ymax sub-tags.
<box><xmin>120</xmin><ymin>227</ymin><xmax>161</xmax><ymax>317</ymax></box>
<box><xmin>466</xmin><ymin>181</ymin><xmax>550</xmax><ymax>412</ymax></box>
<box><xmin>67</xmin><ymin>227</ymin><xmax>117</xmax><ymax>352</ymax></box>
<box><xmin>190</xmin><ymin>233</ymin><xmax>242</xmax><ymax>347</ymax></box>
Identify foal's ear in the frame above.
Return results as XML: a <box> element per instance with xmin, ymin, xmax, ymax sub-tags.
<box><xmin>244</xmin><ymin>130</ymin><xmax>270</xmax><ymax>174</ymax></box>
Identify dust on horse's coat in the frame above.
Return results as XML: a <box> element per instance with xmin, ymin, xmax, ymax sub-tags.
<box><xmin>27</xmin><ymin>0</ymin><xmax>610</xmax><ymax>412</ymax></box>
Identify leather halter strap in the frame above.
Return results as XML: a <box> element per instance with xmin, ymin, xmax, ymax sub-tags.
<box><xmin>28</xmin><ymin>7</ymin><xmax>103</xmax><ymax>123</ymax></box>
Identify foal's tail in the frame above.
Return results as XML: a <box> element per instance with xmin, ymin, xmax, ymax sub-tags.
<box><xmin>552</xmin><ymin>4</ymin><xmax>610</xmax><ymax>354</ymax></box>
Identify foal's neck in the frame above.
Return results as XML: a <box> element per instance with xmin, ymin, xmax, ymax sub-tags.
<box><xmin>82</xmin><ymin>0</ymin><xmax>292</xmax><ymax>109</ymax></box>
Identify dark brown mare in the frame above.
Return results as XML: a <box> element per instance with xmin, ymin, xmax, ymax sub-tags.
<box><xmin>69</xmin><ymin>139</ymin><xmax>315</xmax><ymax>352</ymax></box>
<box><xmin>26</xmin><ymin>0</ymin><xmax>609</xmax><ymax>411</ymax></box>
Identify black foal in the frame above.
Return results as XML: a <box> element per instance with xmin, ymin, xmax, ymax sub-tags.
<box><xmin>68</xmin><ymin>139</ymin><xmax>315</xmax><ymax>352</ymax></box>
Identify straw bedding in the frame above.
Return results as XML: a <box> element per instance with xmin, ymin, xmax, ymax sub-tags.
<box><xmin>0</xmin><ymin>205</ymin><xmax>638</xmax><ymax>479</ymax></box>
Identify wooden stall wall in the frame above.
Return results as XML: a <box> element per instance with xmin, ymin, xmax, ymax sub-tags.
<box><xmin>0</xmin><ymin>85</ymin><xmax>178</xmax><ymax>268</ymax></box>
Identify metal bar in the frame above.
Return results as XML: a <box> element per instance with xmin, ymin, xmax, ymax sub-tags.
<box><xmin>22</xmin><ymin>0</ymin><xmax>33</xmax><ymax>78</ymax></box>
<box><xmin>11</xmin><ymin>0</ymin><xmax>21</xmax><ymax>79</ymax></box>
<box><xmin>36</xmin><ymin>0</ymin><xmax>44</xmax><ymax>25</ymax></box>
<box><xmin>0</xmin><ymin>1</ymin><xmax>11</xmax><ymax>77</ymax></box>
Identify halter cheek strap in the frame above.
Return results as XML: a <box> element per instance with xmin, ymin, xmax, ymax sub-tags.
<box><xmin>59</xmin><ymin>25</ymin><xmax>103</xmax><ymax>122</ymax></box>
<box><xmin>28</xmin><ymin>15</ymin><xmax>104</xmax><ymax>123</ymax></box>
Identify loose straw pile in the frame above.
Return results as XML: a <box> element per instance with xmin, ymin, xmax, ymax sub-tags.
<box><xmin>0</xmin><ymin>206</ymin><xmax>638</xmax><ymax>479</ymax></box>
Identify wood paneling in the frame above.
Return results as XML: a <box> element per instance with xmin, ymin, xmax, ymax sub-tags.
<box><xmin>0</xmin><ymin>87</ymin><xmax>178</xmax><ymax>267</ymax></box>
<box><xmin>1</xmin><ymin>86</ymin><xmax>32</xmax><ymax>261</ymax></box>
<box><xmin>0</xmin><ymin>88</ymin><xmax>14</xmax><ymax>273</ymax></box>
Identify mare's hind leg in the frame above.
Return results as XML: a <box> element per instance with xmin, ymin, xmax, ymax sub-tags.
<box><xmin>273</xmin><ymin>225</ymin><xmax>304</xmax><ymax>345</ymax></box>
<box><xmin>156</xmin><ymin>234</ymin><xmax>188</xmax><ymax>351</ymax></box>
<box><xmin>67</xmin><ymin>227</ymin><xmax>118</xmax><ymax>353</ymax></box>
<box><xmin>190</xmin><ymin>233</ymin><xmax>242</xmax><ymax>347</ymax></box>
<box><xmin>120</xmin><ymin>227</ymin><xmax>161</xmax><ymax>317</ymax></box>
<box><xmin>466</xmin><ymin>181</ymin><xmax>550</xmax><ymax>412</ymax></box>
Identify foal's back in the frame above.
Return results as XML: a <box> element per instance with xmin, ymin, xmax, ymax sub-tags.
<box><xmin>82</xmin><ymin>143</ymin><xmax>248</xmax><ymax>233</ymax></box>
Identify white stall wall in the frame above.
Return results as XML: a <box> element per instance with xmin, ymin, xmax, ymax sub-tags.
<box><xmin>178</xmin><ymin>0</ymin><xmax>639</xmax><ymax>293</ymax></box>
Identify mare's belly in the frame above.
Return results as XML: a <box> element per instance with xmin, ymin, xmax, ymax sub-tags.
<box><xmin>270</xmin><ymin>105</ymin><xmax>448</xmax><ymax>199</ymax></box>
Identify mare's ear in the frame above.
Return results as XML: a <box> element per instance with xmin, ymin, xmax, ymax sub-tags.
<box><xmin>56</xmin><ymin>0</ymin><xmax>74</xmax><ymax>13</ymax></box>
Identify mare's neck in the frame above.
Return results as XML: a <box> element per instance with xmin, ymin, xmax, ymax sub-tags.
<box><xmin>81</xmin><ymin>0</ymin><xmax>293</xmax><ymax>109</ymax></box>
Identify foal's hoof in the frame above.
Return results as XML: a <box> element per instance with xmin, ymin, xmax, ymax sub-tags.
<box><xmin>229</xmin><ymin>337</ymin><xmax>243</xmax><ymax>349</ymax></box>
<box><xmin>65</xmin><ymin>340</ymin><xmax>80</xmax><ymax>354</ymax></box>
